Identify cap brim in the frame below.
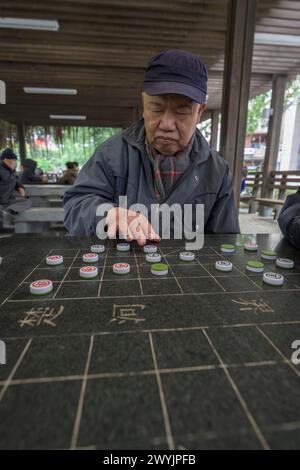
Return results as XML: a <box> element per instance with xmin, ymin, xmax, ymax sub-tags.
<box><xmin>143</xmin><ymin>81</ymin><xmax>207</xmax><ymax>104</ymax></box>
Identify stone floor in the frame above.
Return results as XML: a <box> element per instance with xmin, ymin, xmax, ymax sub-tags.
<box><xmin>239</xmin><ymin>212</ymin><xmax>281</xmax><ymax>235</ymax></box>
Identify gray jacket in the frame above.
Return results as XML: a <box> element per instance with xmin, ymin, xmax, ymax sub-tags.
<box><xmin>278</xmin><ymin>188</ymin><xmax>300</xmax><ymax>250</ymax></box>
<box><xmin>64</xmin><ymin>119</ymin><xmax>240</xmax><ymax>236</ymax></box>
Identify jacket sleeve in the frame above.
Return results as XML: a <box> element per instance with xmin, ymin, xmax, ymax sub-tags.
<box><xmin>205</xmin><ymin>164</ymin><xmax>240</xmax><ymax>234</ymax></box>
<box><xmin>278</xmin><ymin>189</ymin><xmax>300</xmax><ymax>250</ymax></box>
<box><xmin>63</xmin><ymin>146</ymin><xmax>117</xmax><ymax>236</ymax></box>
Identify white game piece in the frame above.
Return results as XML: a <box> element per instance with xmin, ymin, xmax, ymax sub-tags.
<box><xmin>179</xmin><ymin>251</ymin><xmax>195</xmax><ymax>262</ymax></box>
<box><xmin>146</xmin><ymin>253</ymin><xmax>162</xmax><ymax>263</ymax></box>
<box><xmin>79</xmin><ymin>266</ymin><xmax>98</xmax><ymax>279</ymax></box>
<box><xmin>263</xmin><ymin>272</ymin><xmax>284</xmax><ymax>286</ymax></box>
<box><xmin>215</xmin><ymin>260</ymin><xmax>233</xmax><ymax>272</ymax></box>
<box><xmin>143</xmin><ymin>244</ymin><xmax>158</xmax><ymax>254</ymax></box>
<box><xmin>83</xmin><ymin>253</ymin><xmax>99</xmax><ymax>263</ymax></box>
<box><xmin>113</xmin><ymin>262</ymin><xmax>130</xmax><ymax>275</ymax></box>
<box><xmin>90</xmin><ymin>244</ymin><xmax>105</xmax><ymax>254</ymax></box>
<box><xmin>30</xmin><ymin>279</ymin><xmax>53</xmax><ymax>295</ymax></box>
<box><xmin>46</xmin><ymin>255</ymin><xmax>64</xmax><ymax>266</ymax></box>
<box><xmin>151</xmin><ymin>263</ymin><xmax>169</xmax><ymax>276</ymax></box>
<box><xmin>116</xmin><ymin>243</ymin><xmax>130</xmax><ymax>252</ymax></box>
<box><xmin>276</xmin><ymin>258</ymin><xmax>294</xmax><ymax>269</ymax></box>
<box><xmin>244</xmin><ymin>242</ymin><xmax>258</xmax><ymax>252</ymax></box>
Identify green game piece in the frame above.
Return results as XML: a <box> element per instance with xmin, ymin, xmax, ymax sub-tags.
<box><xmin>247</xmin><ymin>261</ymin><xmax>264</xmax><ymax>268</ymax></box>
<box><xmin>261</xmin><ymin>250</ymin><xmax>277</xmax><ymax>256</ymax></box>
<box><xmin>151</xmin><ymin>263</ymin><xmax>168</xmax><ymax>271</ymax></box>
<box><xmin>221</xmin><ymin>244</ymin><xmax>235</xmax><ymax>250</ymax></box>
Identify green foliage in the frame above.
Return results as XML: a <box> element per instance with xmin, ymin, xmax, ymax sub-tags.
<box><xmin>247</xmin><ymin>92</ymin><xmax>270</xmax><ymax>134</ymax></box>
<box><xmin>246</xmin><ymin>75</ymin><xmax>300</xmax><ymax>135</ymax></box>
<box><xmin>23</xmin><ymin>126</ymin><xmax>122</xmax><ymax>172</ymax></box>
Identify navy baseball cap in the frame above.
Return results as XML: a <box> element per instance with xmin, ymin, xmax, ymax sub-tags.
<box><xmin>143</xmin><ymin>49</ymin><xmax>208</xmax><ymax>104</ymax></box>
<box><xmin>0</xmin><ymin>148</ymin><xmax>18</xmax><ymax>160</ymax></box>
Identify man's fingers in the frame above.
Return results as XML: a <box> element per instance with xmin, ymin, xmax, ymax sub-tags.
<box><xmin>140</xmin><ymin>217</ymin><xmax>160</xmax><ymax>241</ymax></box>
<box><xmin>128</xmin><ymin>217</ymin><xmax>147</xmax><ymax>245</ymax></box>
<box><xmin>107</xmin><ymin>223</ymin><xmax>117</xmax><ymax>239</ymax></box>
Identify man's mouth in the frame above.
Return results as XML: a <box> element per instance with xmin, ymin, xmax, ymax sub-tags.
<box><xmin>155</xmin><ymin>137</ymin><xmax>177</xmax><ymax>143</ymax></box>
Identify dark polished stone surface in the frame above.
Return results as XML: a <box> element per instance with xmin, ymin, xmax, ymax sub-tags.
<box><xmin>0</xmin><ymin>232</ymin><xmax>300</xmax><ymax>449</ymax></box>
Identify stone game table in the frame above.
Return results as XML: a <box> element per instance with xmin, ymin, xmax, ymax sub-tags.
<box><xmin>0</xmin><ymin>233</ymin><xmax>300</xmax><ymax>450</ymax></box>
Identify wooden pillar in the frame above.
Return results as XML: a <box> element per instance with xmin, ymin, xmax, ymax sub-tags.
<box><xmin>261</xmin><ymin>74</ymin><xmax>287</xmax><ymax>198</ymax></box>
<box><xmin>17</xmin><ymin>121</ymin><xmax>26</xmax><ymax>166</ymax></box>
<box><xmin>220</xmin><ymin>0</ymin><xmax>256</xmax><ymax>207</ymax></box>
<box><xmin>210</xmin><ymin>110</ymin><xmax>219</xmax><ymax>150</ymax></box>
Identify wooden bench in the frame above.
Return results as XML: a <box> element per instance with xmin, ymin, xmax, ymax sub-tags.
<box><xmin>14</xmin><ymin>207</ymin><xmax>64</xmax><ymax>233</ymax></box>
<box><xmin>254</xmin><ymin>197</ymin><xmax>285</xmax><ymax>219</ymax></box>
<box><xmin>240</xmin><ymin>171</ymin><xmax>263</xmax><ymax>213</ymax></box>
<box><xmin>254</xmin><ymin>170</ymin><xmax>300</xmax><ymax>219</ymax></box>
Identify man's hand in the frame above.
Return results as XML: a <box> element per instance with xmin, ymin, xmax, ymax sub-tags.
<box><xmin>106</xmin><ymin>207</ymin><xmax>160</xmax><ymax>246</ymax></box>
<box><xmin>18</xmin><ymin>187</ymin><xmax>26</xmax><ymax>197</ymax></box>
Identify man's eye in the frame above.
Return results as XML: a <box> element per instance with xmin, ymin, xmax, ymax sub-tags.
<box><xmin>149</xmin><ymin>107</ymin><xmax>162</xmax><ymax>112</ymax></box>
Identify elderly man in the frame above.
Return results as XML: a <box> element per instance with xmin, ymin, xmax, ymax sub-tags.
<box><xmin>64</xmin><ymin>49</ymin><xmax>240</xmax><ymax>244</ymax></box>
<box><xmin>0</xmin><ymin>148</ymin><xmax>31</xmax><ymax>217</ymax></box>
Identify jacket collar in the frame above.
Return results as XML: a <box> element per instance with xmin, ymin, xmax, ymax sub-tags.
<box><xmin>122</xmin><ymin>118</ymin><xmax>211</xmax><ymax>165</ymax></box>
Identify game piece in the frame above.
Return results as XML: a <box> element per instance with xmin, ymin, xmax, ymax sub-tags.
<box><xmin>261</xmin><ymin>250</ymin><xmax>277</xmax><ymax>260</ymax></box>
<box><xmin>116</xmin><ymin>243</ymin><xmax>130</xmax><ymax>252</ymax></box>
<box><xmin>221</xmin><ymin>244</ymin><xmax>235</xmax><ymax>253</ymax></box>
<box><xmin>79</xmin><ymin>266</ymin><xmax>98</xmax><ymax>279</ymax></box>
<box><xmin>244</xmin><ymin>242</ymin><xmax>258</xmax><ymax>252</ymax></box>
<box><xmin>113</xmin><ymin>262</ymin><xmax>130</xmax><ymax>275</ymax></box>
<box><xmin>246</xmin><ymin>260</ymin><xmax>264</xmax><ymax>273</ymax></box>
<box><xmin>215</xmin><ymin>260</ymin><xmax>233</xmax><ymax>272</ymax></box>
<box><xmin>143</xmin><ymin>244</ymin><xmax>158</xmax><ymax>254</ymax></box>
<box><xmin>179</xmin><ymin>251</ymin><xmax>195</xmax><ymax>262</ymax></box>
<box><xmin>276</xmin><ymin>258</ymin><xmax>294</xmax><ymax>269</ymax></box>
<box><xmin>30</xmin><ymin>279</ymin><xmax>53</xmax><ymax>295</ymax></box>
<box><xmin>91</xmin><ymin>244</ymin><xmax>105</xmax><ymax>253</ymax></box>
<box><xmin>263</xmin><ymin>272</ymin><xmax>284</xmax><ymax>286</ymax></box>
<box><xmin>146</xmin><ymin>253</ymin><xmax>162</xmax><ymax>263</ymax></box>
<box><xmin>151</xmin><ymin>263</ymin><xmax>169</xmax><ymax>276</ymax></box>
<box><xmin>83</xmin><ymin>253</ymin><xmax>99</xmax><ymax>263</ymax></box>
<box><xmin>46</xmin><ymin>255</ymin><xmax>63</xmax><ymax>266</ymax></box>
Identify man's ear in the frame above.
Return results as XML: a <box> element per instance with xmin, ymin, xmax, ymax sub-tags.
<box><xmin>197</xmin><ymin>103</ymin><xmax>207</xmax><ymax>123</ymax></box>
<box><xmin>141</xmin><ymin>91</ymin><xmax>146</xmax><ymax>118</ymax></box>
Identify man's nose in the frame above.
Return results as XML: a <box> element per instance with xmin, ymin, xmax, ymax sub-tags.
<box><xmin>158</xmin><ymin>111</ymin><xmax>177</xmax><ymax>131</ymax></box>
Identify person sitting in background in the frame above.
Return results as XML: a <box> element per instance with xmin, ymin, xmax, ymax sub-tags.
<box><xmin>58</xmin><ymin>162</ymin><xmax>78</xmax><ymax>185</ymax></box>
<box><xmin>241</xmin><ymin>165</ymin><xmax>248</xmax><ymax>194</ymax></box>
<box><xmin>0</xmin><ymin>148</ymin><xmax>31</xmax><ymax>216</ymax></box>
<box><xmin>72</xmin><ymin>161</ymin><xmax>79</xmax><ymax>172</ymax></box>
<box><xmin>278</xmin><ymin>187</ymin><xmax>300</xmax><ymax>250</ymax></box>
<box><xmin>20</xmin><ymin>158</ymin><xmax>47</xmax><ymax>184</ymax></box>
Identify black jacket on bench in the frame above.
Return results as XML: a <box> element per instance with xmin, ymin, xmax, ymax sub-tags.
<box><xmin>278</xmin><ymin>188</ymin><xmax>300</xmax><ymax>250</ymax></box>
<box><xmin>0</xmin><ymin>161</ymin><xmax>23</xmax><ymax>205</ymax></box>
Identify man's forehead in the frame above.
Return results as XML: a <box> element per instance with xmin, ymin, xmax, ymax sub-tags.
<box><xmin>144</xmin><ymin>92</ymin><xmax>194</xmax><ymax>106</ymax></box>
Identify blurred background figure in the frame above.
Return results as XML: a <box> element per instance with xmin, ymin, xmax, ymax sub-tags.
<box><xmin>20</xmin><ymin>158</ymin><xmax>48</xmax><ymax>184</ymax></box>
<box><xmin>58</xmin><ymin>162</ymin><xmax>78</xmax><ymax>185</ymax></box>
<box><xmin>0</xmin><ymin>148</ymin><xmax>31</xmax><ymax>217</ymax></box>
<box><xmin>241</xmin><ymin>165</ymin><xmax>248</xmax><ymax>194</ymax></box>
